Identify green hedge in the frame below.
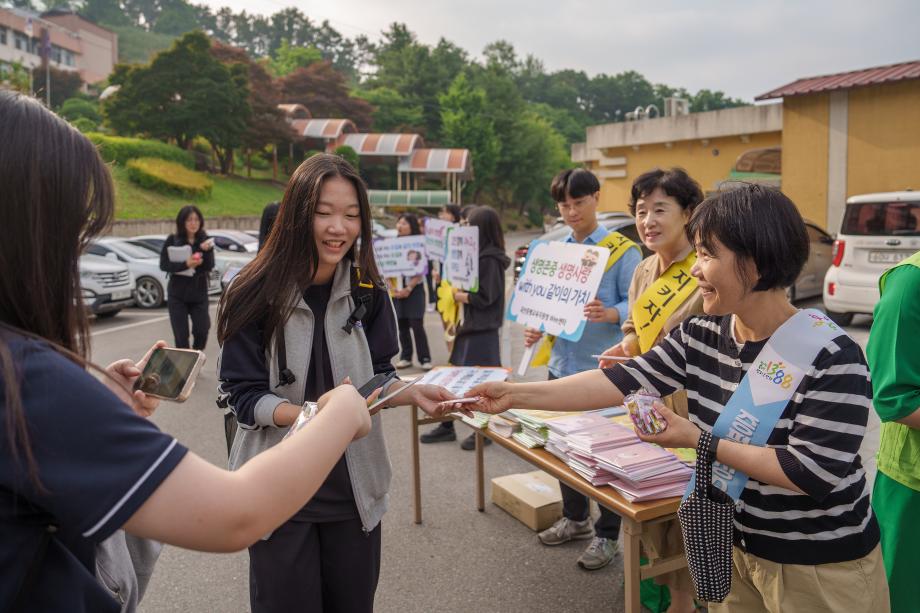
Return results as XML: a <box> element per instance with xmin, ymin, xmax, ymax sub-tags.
<box><xmin>87</xmin><ymin>133</ymin><xmax>194</xmax><ymax>168</ymax></box>
<box><xmin>126</xmin><ymin>157</ymin><xmax>213</xmax><ymax>199</ymax></box>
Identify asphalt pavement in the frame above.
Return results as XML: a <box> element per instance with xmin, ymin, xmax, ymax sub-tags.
<box><xmin>85</xmin><ymin>230</ymin><xmax>878</xmax><ymax>613</ymax></box>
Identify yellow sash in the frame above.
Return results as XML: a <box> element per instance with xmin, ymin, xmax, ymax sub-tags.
<box><xmin>530</xmin><ymin>231</ymin><xmax>641</xmax><ymax>367</ymax></box>
<box><xmin>632</xmin><ymin>251</ymin><xmax>697</xmax><ymax>353</ymax></box>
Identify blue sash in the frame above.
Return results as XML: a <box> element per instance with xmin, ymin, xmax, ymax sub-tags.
<box><xmin>686</xmin><ymin>309</ymin><xmax>849</xmax><ymax>500</ymax></box>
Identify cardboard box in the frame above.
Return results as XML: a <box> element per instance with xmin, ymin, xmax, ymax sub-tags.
<box><xmin>491</xmin><ymin>470</ymin><xmax>563</xmax><ymax>531</ymax></box>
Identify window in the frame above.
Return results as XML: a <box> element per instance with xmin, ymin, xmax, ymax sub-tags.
<box><xmin>64</xmin><ymin>50</ymin><xmax>74</xmax><ymax>66</ymax></box>
<box><xmin>0</xmin><ymin>27</ymin><xmax>8</xmax><ymax>46</ymax></box>
<box><xmin>85</xmin><ymin>245</ymin><xmax>108</xmax><ymax>257</ymax></box>
<box><xmin>842</xmin><ymin>201</ymin><xmax>920</xmax><ymax>236</ymax></box>
<box><xmin>51</xmin><ymin>45</ymin><xmax>62</xmax><ymax>64</ymax></box>
<box><xmin>14</xmin><ymin>32</ymin><xmax>28</xmax><ymax>52</ymax></box>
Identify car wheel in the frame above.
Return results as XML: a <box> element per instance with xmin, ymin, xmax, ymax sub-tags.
<box><xmin>96</xmin><ymin>310</ymin><xmax>121</xmax><ymax>319</ymax></box>
<box><xmin>825</xmin><ymin>310</ymin><xmax>853</xmax><ymax>326</ymax></box>
<box><xmin>135</xmin><ymin>276</ymin><xmax>164</xmax><ymax>308</ymax></box>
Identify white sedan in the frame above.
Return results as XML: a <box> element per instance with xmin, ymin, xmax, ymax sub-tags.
<box><xmin>86</xmin><ymin>238</ymin><xmax>171</xmax><ymax>309</ymax></box>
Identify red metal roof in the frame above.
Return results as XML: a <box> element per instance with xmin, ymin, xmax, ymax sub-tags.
<box><xmin>756</xmin><ymin>60</ymin><xmax>920</xmax><ymax>100</ymax></box>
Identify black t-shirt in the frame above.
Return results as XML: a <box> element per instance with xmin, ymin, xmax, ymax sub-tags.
<box><xmin>296</xmin><ymin>281</ymin><xmax>359</xmax><ymax>521</ymax></box>
<box><xmin>0</xmin><ymin>336</ymin><xmax>188</xmax><ymax>612</ymax></box>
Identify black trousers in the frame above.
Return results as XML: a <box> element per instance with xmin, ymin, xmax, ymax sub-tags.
<box><xmin>548</xmin><ymin>372</ymin><xmax>621</xmax><ymax>540</ymax></box>
<box><xmin>166</xmin><ymin>297</ymin><xmax>210</xmax><ymax>350</ymax></box>
<box><xmin>398</xmin><ymin>317</ymin><xmax>431</xmax><ymax>362</ymax></box>
<box><xmin>249</xmin><ymin>517</ymin><xmax>381</xmax><ymax>613</ymax></box>
<box><xmin>425</xmin><ymin>263</ymin><xmax>437</xmax><ymax>304</ymax></box>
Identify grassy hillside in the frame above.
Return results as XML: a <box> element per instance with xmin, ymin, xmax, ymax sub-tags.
<box><xmin>111</xmin><ymin>165</ymin><xmax>285</xmax><ymax>220</ymax></box>
<box><xmin>106</xmin><ymin>24</ymin><xmax>176</xmax><ymax>64</ymax></box>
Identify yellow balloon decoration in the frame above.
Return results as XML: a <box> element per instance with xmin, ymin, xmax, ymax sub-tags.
<box><xmin>436</xmin><ymin>280</ymin><xmax>460</xmax><ymax>327</ymax></box>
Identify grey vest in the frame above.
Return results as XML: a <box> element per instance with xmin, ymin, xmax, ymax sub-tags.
<box><xmin>225</xmin><ymin>259</ymin><xmax>392</xmax><ymax>533</ymax></box>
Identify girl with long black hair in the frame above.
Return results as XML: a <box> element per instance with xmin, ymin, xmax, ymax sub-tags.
<box><xmin>0</xmin><ymin>87</ymin><xmax>376</xmax><ymax>613</ymax></box>
<box><xmin>392</xmin><ymin>213</ymin><xmax>433</xmax><ymax>370</ymax></box>
<box><xmin>217</xmin><ymin>154</ymin><xmax>453</xmax><ymax>612</ymax></box>
<box><xmin>159</xmin><ymin>205</ymin><xmax>214</xmax><ymax>350</ymax></box>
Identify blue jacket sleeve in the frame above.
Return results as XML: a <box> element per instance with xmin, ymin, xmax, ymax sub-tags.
<box><xmin>609</xmin><ymin>249</ymin><xmax>642</xmax><ymax>324</ymax></box>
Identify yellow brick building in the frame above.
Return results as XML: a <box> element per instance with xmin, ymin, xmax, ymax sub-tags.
<box><xmin>574</xmin><ymin>60</ymin><xmax>920</xmax><ymax>232</ymax></box>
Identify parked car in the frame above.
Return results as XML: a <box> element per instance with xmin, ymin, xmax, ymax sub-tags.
<box><xmin>125</xmin><ymin>234</ymin><xmax>224</xmax><ymax>295</ymax></box>
<box><xmin>79</xmin><ymin>254</ymin><xmax>135</xmax><ymax>318</ymax></box>
<box><xmin>513</xmin><ymin>216</ymin><xmax>835</xmax><ymax>304</ymax></box>
<box><xmin>789</xmin><ymin>221</ymin><xmax>835</xmax><ymax>302</ymax></box>
<box><xmin>207</xmin><ymin>229</ymin><xmax>259</xmax><ymax>254</ymax></box>
<box><xmin>87</xmin><ymin>238</ymin><xmax>169</xmax><ymax>309</ymax></box>
<box><xmin>823</xmin><ymin>191</ymin><xmax>920</xmax><ymax>325</ymax></box>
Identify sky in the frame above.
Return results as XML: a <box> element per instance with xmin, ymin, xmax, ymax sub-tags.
<box><xmin>198</xmin><ymin>0</ymin><xmax>919</xmax><ymax>101</ymax></box>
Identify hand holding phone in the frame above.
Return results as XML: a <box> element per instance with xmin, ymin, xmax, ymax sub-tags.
<box><xmin>132</xmin><ymin>347</ymin><xmax>206</xmax><ymax>402</ymax></box>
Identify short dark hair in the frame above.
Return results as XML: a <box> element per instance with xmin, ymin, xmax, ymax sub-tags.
<box><xmin>629</xmin><ymin>168</ymin><xmax>704</xmax><ymax>215</ymax></box>
<box><xmin>460</xmin><ymin>204</ymin><xmax>478</xmax><ymax>221</ymax></box>
<box><xmin>467</xmin><ymin>205</ymin><xmax>505</xmax><ymax>252</ymax></box>
<box><xmin>687</xmin><ymin>184</ymin><xmax>808</xmax><ymax>292</ymax></box>
<box><xmin>550</xmin><ymin>168</ymin><xmax>600</xmax><ymax>202</ymax></box>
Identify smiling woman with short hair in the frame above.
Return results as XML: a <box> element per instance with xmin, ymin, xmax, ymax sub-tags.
<box><xmin>465</xmin><ymin>184</ymin><xmax>890</xmax><ymax>612</ymax></box>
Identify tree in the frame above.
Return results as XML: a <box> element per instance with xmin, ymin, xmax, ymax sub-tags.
<box><xmin>356</xmin><ymin>86</ymin><xmax>423</xmax><ymax>133</ymax></box>
<box><xmin>280</xmin><ymin>60</ymin><xmax>373</xmax><ymax>128</ymax></box>
<box><xmin>690</xmin><ymin>89</ymin><xmax>748</xmax><ymax>112</ymax></box>
<box><xmin>0</xmin><ymin>61</ymin><xmax>31</xmax><ymax>94</ymax></box>
<box><xmin>439</xmin><ymin>72</ymin><xmax>499</xmax><ymax>201</ymax></box>
<box><xmin>268</xmin><ymin>38</ymin><xmax>322</xmax><ymax>77</ymax></box>
<box><xmin>153</xmin><ymin>1</ymin><xmax>200</xmax><ymax>36</ymax></box>
<box><xmin>334</xmin><ymin>144</ymin><xmax>359</xmax><ymax>170</ymax></box>
<box><xmin>210</xmin><ymin>40</ymin><xmax>288</xmax><ymax>175</ymax></box>
<box><xmin>32</xmin><ymin>67</ymin><xmax>83</xmax><ymax>110</ymax></box>
<box><xmin>104</xmin><ymin>31</ymin><xmax>251</xmax><ymax>173</ymax></box>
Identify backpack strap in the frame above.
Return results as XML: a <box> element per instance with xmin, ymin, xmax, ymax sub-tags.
<box><xmin>343</xmin><ymin>265</ymin><xmax>376</xmax><ymax>334</ymax></box>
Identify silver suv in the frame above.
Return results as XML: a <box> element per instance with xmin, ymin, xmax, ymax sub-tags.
<box><xmin>823</xmin><ymin>191</ymin><xmax>920</xmax><ymax>325</ymax></box>
<box><xmin>79</xmin><ymin>254</ymin><xmax>135</xmax><ymax>318</ymax></box>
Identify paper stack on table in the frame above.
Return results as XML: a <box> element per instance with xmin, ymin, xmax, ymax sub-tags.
<box><xmin>594</xmin><ymin>443</ymin><xmax>692</xmax><ymax>503</ymax></box>
<box><xmin>508</xmin><ymin>409</ymin><xmax>566</xmax><ymax>448</ymax></box>
<box><xmin>487</xmin><ymin>413</ymin><xmax>519</xmax><ymax>438</ymax></box>
<box><xmin>460</xmin><ymin>412</ymin><xmax>490</xmax><ymax>429</ymax></box>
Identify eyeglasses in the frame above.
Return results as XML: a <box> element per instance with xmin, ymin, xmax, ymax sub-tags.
<box><xmin>557</xmin><ymin>199</ymin><xmax>591</xmax><ymax>213</ymax></box>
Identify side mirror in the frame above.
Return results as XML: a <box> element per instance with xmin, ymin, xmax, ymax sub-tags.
<box><xmin>105</xmin><ymin>252</ymin><xmax>118</xmax><ymax>261</ymax></box>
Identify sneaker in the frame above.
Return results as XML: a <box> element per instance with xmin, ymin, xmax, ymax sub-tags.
<box><xmin>460</xmin><ymin>433</ymin><xmax>492</xmax><ymax>451</ymax></box>
<box><xmin>421</xmin><ymin>361</ymin><xmax>434</xmax><ymax>371</ymax></box>
<box><xmin>395</xmin><ymin>359</ymin><xmax>412</xmax><ymax>369</ymax></box>
<box><xmin>426</xmin><ymin>303</ymin><xmax>435</xmax><ymax>312</ymax></box>
<box><xmin>576</xmin><ymin>537</ymin><xmax>619</xmax><ymax>570</ymax></box>
<box><xmin>537</xmin><ymin>517</ymin><xmax>594</xmax><ymax>546</ymax></box>
<box><xmin>420</xmin><ymin>423</ymin><xmax>457</xmax><ymax>444</ymax></box>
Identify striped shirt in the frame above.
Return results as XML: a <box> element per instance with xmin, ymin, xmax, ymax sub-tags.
<box><xmin>605</xmin><ymin>315</ymin><xmax>880</xmax><ymax>565</ymax></box>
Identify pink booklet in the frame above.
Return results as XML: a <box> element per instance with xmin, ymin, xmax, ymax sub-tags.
<box><xmin>594</xmin><ymin>443</ymin><xmax>676</xmax><ymax>470</ymax></box>
<box><xmin>546</xmin><ymin>413</ymin><xmax>611</xmax><ymax>436</ymax></box>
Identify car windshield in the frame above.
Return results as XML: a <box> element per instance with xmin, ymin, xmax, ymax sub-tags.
<box><xmin>842</xmin><ymin>201</ymin><xmax>920</xmax><ymax>236</ymax></box>
<box><xmin>108</xmin><ymin>241</ymin><xmax>159</xmax><ymax>259</ymax></box>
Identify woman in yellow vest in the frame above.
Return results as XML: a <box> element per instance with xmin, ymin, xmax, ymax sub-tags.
<box><xmin>598</xmin><ymin>168</ymin><xmax>704</xmax><ymax>613</ymax></box>
<box><xmin>866</xmin><ymin>249</ymin><xmax>920</xmax><ymax>613</ymax></box>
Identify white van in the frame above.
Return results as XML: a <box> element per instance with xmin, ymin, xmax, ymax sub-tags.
<box><xmin>79</xmin><ymin>254</ymin><xmax>136</xmax><ymax>318</ymax></box>
<box><xmin>823</xmin><ymin>191</ymin><xmax>920</xmax><ymax>325</ymax></box>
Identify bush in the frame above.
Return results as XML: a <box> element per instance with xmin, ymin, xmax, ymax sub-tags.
<box><xmin>126</xmin><ymin>157</ymin><xmax>213</xmax><ymax>199</ymax></box>
<box><xmin>71</xmin><ymin>117</ymin><xmax>98</xmax><ymax>133</ymax></box>
<box><xmin>60</xmin><ymin>97</ymin><xmax>102</xmax><ymax>123</ymax></box>
<box><xmin>87</xmin><ymin>133</ymin><xmax>194</xmax><ymax>168</ymax></box>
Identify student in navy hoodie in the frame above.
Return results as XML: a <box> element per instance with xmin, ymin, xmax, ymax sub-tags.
<box><xmin>421</xmin><ymin>205</ymin><xmax>510</xmax><ymax>450</ymax></box>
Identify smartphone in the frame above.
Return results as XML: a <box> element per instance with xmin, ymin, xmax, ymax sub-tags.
<box><xmin>356</xmin><ymin>371</ymin><xmax>398</xmax><ymax>399</ymax></box>
<box><xmin>132</xmin><ymin>347</ymin><xmax>206</xmax><ymax>402</ymax></box>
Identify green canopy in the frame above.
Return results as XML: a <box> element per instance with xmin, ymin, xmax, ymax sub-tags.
<box><xmin>368</xmin><ymin>190</ymin><xmax>452</xmax><ymax>207</ymax></box>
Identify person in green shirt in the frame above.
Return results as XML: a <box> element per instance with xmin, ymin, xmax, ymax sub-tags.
<box><xmin>867</xmin><ymin>250</ymin><xmax>920</xmax><ymax>613</ymax></box>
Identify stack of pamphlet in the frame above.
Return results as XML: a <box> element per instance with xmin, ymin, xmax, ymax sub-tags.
<box><xmin>487</xmin><ymin>413</ymin><xmax>519</xmax><ymax>438</ymax></box>
<box><xmin>594</xmin><ymin>443</ymin><xmax>692</xmax><ymax>502</ymax></box>
<box><xmin>460</xmin><ymin>412</ymin><xmax>490</xmax><ymax>429</ymax></box>
<box><xmin>542</xmin><ymin>413</ymin><xmax>640</xmax><ymax>486</ymax></box>
<box><xmin>508</xmin><ymin>410</ymin><xmax>565</xmax><ymax>448</ymax></box>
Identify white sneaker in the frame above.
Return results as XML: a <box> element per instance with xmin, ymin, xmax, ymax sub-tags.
<box><xmin>426</xmin><ymin>303</ymin><xmax>435</xmax><ymax>312</ymax></box>
<box><xmin>395</xmin><ymin>359</ymin><xmax>412</xmax><ymax>369</ymax></box>
<box><xmin>421</xmin><ymin>361</ymin><xmax>434</xmax><ymax>371</ymax></box>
